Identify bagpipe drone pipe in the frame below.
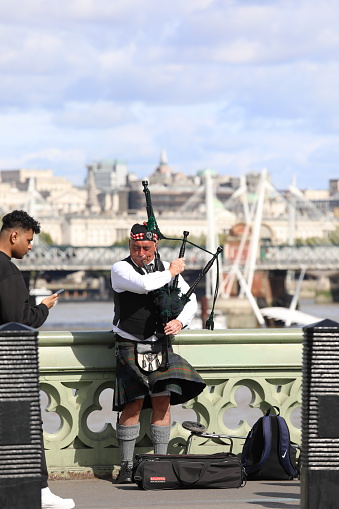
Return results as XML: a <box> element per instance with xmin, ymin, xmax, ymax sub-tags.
<box><xmin>142</xmin><ymin>180</ymin><xmax>223</xmax><ymax>367</ymax></box>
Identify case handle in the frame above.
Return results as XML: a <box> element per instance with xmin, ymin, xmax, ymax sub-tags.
<box><xmin>172</xmin><ymin>459</ymin><xmax>211</xmax><ymax>486</ymax></box>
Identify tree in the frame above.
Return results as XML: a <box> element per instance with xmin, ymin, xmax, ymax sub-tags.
<box><xmin>40</xmin><ymin>231</ymin><xmax>53</xmax><ymax>245</ymax></box>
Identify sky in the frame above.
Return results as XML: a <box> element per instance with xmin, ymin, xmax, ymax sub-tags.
<box><xmin>0</xmin><ymin>0</ymin><xmax>338</xmax><ymax>191</ymax></box>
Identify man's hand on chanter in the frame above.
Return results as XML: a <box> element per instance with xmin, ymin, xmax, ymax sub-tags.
<box><xmin>164</xmin><ymin>319</ymin><xmax>183</xmax><ymax>336</ymax></box>
<box><xmin>169</xmin><ymin>257</ymin><xmax>185</xmax><ymax>277</ymax></box>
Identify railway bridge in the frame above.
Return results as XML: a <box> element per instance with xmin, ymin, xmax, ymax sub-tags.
<box><xmin>15</xmin><ymin>244</ymin><xmax>339</xmax><ymax>272</ymax></box>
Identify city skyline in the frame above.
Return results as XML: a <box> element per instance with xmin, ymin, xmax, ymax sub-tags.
<box><xmin>0</xmin><ymin>1</ymin><xmax>338</xmax><ymax>191</ymax></box>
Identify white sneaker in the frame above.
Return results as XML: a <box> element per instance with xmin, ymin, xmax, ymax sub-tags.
<box><xmin>41</xmin><ymin>487</ymin><xmax>75</xmax><ymax>509</ymax></box>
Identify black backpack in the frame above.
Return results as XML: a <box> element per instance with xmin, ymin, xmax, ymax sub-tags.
<box><xmin>241</xmin><ymin>406</ymin><xmax>299</xmax><ymax>480</ymax></box>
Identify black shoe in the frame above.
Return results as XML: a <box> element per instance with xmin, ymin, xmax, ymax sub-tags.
<box><xmin>116</xmin><ymin>462</ymin><xmax>133</xmax><ymax>484</ymax></box>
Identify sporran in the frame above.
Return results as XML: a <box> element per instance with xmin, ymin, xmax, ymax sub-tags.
<box><xmin>136</xmin><ymin>341</ymin><xmax>163</xmax><ymax>372</ymax></box>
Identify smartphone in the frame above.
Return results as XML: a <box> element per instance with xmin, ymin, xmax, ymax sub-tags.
<box><xmin>55</xmin><ymin>289</ymin><xmax>65</xmax><ymax>295</ymax></box>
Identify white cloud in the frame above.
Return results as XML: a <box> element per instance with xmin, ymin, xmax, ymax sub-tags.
<box><xmin>172</xmin><ymin>0</ymin><xmax>339</xmax><ymax>64</ymax></box>
<box><xmin>0</xmin><ymin>0</ymin><xmax>338</xmax><ymax>190</ymax></box>
<box><xmin>53</xmin><ymin>102</ymin><xmax>136</xmax><ymax>129</ymax></box>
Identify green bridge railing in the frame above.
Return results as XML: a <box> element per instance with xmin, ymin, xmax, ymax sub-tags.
<box><xmin>39</xmin><ymin>328</ymin><xmax>303</xmax><ymax>479</ymax></box>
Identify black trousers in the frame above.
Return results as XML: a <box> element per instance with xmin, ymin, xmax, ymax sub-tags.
<box><xmin>40</xmin><ymin>422</ymin><xmax>48</xmax><ymax>488</ymax></box>
<box><xmin>41</xmin><ymin>439</ymin><xmax>48</xmax><ymax>488</ymax></box>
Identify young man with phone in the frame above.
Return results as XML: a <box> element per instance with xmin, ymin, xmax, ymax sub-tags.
<box><xmin>0</xmin><ymin>210</ymin><xmax>75</xmax><ymax>509</ymax></box>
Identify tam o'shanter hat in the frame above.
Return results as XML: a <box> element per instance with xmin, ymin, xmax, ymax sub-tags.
<box><xmin>130</xmin><ymin>218</ymin><xmax>158</xmax><ymax>242</ymax></box>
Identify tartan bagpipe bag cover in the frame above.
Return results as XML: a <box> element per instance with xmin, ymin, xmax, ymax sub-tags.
<box><xmin>132</xmin><ymin>453</ymin><xmax>246</xmax><ymax>490</ymax></box>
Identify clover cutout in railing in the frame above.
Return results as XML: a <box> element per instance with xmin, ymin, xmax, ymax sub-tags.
<box><xmin>223</xmin><ymin>386</ymin><xmax>263</xmax><ymax>429</ymax></box>
<box><xmin>87</xmin><ymin>388</ymin><xmax>118</xmax><ymax>432</ymax></box>
<box><xmin>40</xmin><ymin>390</ymin><xmax>62</xmax><ymax>433</ymax></box>
<box><xmin>290</xmin><ymin>406</ymin><xmax>301</xmax><ymax>429</ymax></box>
<box><xmin>170</xmin><ymin>404</ymin><xmax>198</xmax><ymax>425</ymax></box>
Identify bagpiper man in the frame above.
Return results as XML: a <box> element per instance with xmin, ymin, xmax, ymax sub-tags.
<box><xmin>111</xmin><ymin>222</ymin><xmax>206</xmax><ymax>483</ymax></box>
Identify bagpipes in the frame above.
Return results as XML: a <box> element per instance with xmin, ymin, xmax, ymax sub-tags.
<box><xmin>142</xmin><ymin>180</ymin><xmax>223</xmax><ymax>348</ymax></box>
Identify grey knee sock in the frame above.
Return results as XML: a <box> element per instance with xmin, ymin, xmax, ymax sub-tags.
<box><xmin>116</xmin><ymin>423</ymin><xmax>140</xmax><ymax>468</ymax></box>
<box><xmin>150</xmin><ymin>424</ymin><xmax>171</xmax><ymax>455</ymax></box>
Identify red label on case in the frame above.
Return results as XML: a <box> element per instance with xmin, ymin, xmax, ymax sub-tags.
<box><xmin>150</xmin><ymin>476</ymin><xmax>166</xmax><ymax>482</ymax></box>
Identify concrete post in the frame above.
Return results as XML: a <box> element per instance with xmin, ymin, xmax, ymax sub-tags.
<box><xmin>0</xmin><ymin>322</ymin><xmax>41</xmax><ymax>509</ymax></box>
<box><xmin>301</xmin><ymin>319</ymin><xmax>339</xmax><ymax>509</ymax></box>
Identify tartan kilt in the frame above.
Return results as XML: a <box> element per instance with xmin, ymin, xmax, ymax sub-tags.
<box><xmin>113</xmin><ymin>337</ymin><xmax>206</xmax><ymax>411</ymax></box>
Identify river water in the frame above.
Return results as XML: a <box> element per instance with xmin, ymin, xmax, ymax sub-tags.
<box><xmin>40</xmin><ymin>297</ymin><xmax>339</xmax><ymax>331</ymax></box>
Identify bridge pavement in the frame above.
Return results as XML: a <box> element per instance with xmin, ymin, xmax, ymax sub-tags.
<box><xmin>48</xmin><ymin>478</ymin><xmax>300</xmax><ymax>508</ymax></box>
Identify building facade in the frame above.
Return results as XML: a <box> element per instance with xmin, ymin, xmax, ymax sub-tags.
<box><xmin>1</xmin><ymin>159</ymin><xmax>338</xmax><ymax>248</ymax></box>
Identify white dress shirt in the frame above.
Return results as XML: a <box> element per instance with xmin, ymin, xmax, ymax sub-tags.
<box><xmin>111</xmin><ymin>259</ymin><xmax>197</xmax><ymax>341</ymax></box>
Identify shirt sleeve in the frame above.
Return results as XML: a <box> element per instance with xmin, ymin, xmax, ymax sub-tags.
<box><xmin>0</xmin><ymin>273</ymin><xmax>49</xmax><ymax>329</ymax></box>
<box><xmin>111</xmin><ymin>260</ymin><xmax>172</xmax><ymax>294</ymax></box>
<box><xmin>174</xmin><ymin>273</ymin><xmax>198</xmax><ymax>328</ymax></box>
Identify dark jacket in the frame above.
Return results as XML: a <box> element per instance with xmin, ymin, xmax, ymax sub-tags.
<box><xmin>0</xmin><ymin>251</ymin><xmax>49</xmax><ymax>328</ymax></box>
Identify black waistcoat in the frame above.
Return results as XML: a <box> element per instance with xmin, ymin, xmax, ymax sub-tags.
<box><xmin>113</xmin><ymin>256</ymin><xmax>165</xmax><ymax>340</ymax></box>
